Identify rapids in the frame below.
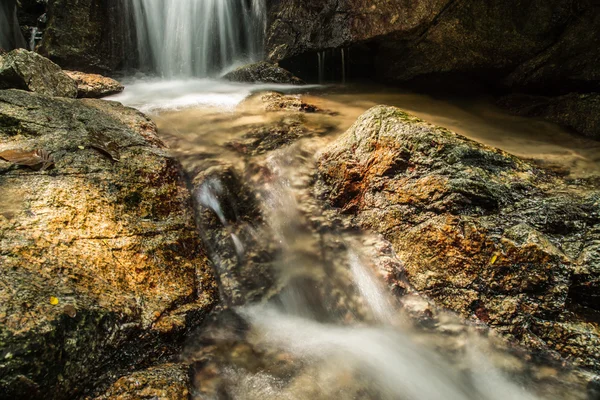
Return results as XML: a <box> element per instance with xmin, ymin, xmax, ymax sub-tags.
<box><xmin>109</xmin><ymin>80</ymin><xmax>600</xmax><ymax>400</ymax></box>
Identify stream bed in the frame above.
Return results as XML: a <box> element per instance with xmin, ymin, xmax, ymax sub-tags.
<box><xmin>109</xmin><ymin>80</ymin><xmax>600</xmax><ymax>400</ymax></box>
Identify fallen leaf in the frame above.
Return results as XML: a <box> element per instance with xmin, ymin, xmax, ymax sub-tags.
<box><xmin>77</xmin><ymin>146</ymin><xmax>85</xmax><ymax>150</ymax></box>
<box><xmin>49</xmin><ymin>296</ymin><xmax>59</xmax><ymax>305</ymax></box>
<box><xmin>63</xmin><ymin>304</ymin><xmax>77</xmax><ymax>318</ymax></box>
<box><xmin>0</xmin><ymin>149</ymin><xmax>54</xmax><ymax>170</ymax></box>
<box><xmin>89</xmin><ymin>131</ymin><xmax>120</xmax><ymax>161</ymax></box>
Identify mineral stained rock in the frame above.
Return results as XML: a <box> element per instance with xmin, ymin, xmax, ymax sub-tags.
<box><xmin>317</xmin><ymin>105</ymin><xmax>600</xmax><ymax>372</ymax></box>
<box><xmin>0</xmin><ymin>49</ymin><xmax>77</xmax><ymax>98</ymax></box>
<box><xmin>64</xmin><ymin>70</ymin><xmax>125</xmax><ymax>99</ymax></box>
<box><xmin>0</xmin><ymin>89</ymin><xmax>217</xmax><ymax>399</ymax></box>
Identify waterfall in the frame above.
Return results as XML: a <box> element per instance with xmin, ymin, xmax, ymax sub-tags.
<box><xmin>0</xmin><ymin>0</ymin><xmax>26</xmax><ymax>51</ymax></box>
<box><xmin>129</xmin><ymin>0</ymin><xmax>265</xmax><ymax>78</ymax></box>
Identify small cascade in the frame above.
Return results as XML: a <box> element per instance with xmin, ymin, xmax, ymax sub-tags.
<box><xmin>29</xmin><ymin>27</ymin><xmax>42</xmax><ymax>51</ymax></box>
<box><xmin>341</xmin><ymin>48</ymin><xmax>347</xmax><ymax>84</ymax></box>
<box><xmin>129</xmin><ymin>0</ymin><xmax>266</xmax><ymax>78</ymax></box>
<box><xmin>317</xmin><ymin>48</ymin><xmax>349</xmax><ymax>84</ymax></box>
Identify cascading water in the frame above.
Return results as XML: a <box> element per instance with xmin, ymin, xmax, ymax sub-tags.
<box><xmin>129</xmin><ymin>0</ymin><xmax>266</xmax><ymax>77</ymax></box>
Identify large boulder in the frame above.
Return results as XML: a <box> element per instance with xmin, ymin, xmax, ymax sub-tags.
<box><xmin>64</xmin><ymin>70</ymin><xmax>124</xmax><ymax>98</ymax></box>
<box><xmin>222</xmin><ymin>62</ymin><xmax>304</xmax><ymax>84</ymax></box>
<box><xmin>38</xmin><ymin>0</ymin><xmax>131</xmax><ymax>73</ymax></box>
<box><xmin>0</xmin><ymin>89</ymin><xmax>217</xmax><ymax>399</ymax></box>
<box><xmin>267</xmin><ymin>0</ymin><xmax>600</xmax><ymax>94</ymax></box>
<box><xmin>317</xmin><ymin>106</ymin><xmax>600</xmax><ymax>372</ymax></box>
<box><xmin>0</xmin><ymin>48</ymin><xmax>76</xmax><ymax>97</ymax></box>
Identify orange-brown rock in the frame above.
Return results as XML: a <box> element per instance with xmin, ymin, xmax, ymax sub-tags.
<box><xmin>317</xmin><ymin>105</ymin><xmax>600</xmax><ymax>372</ymax></box>
<box><xmin>0</xmin><ymin>89</ymin><xmax>217</xmax><ymax>399</ymax></box>
<box><xmin>92</xmin><ymin>363</ymin><xmax>191</xmax><ymax>400</ymax></box>
<box><xmin>64</xmin><ymin>70</ymin><xmax>124</xmax><ymax>98</ymax></box>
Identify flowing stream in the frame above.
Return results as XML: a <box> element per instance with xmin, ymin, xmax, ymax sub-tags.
<box><xmin>108</xmin><ymin>2</ymin><xmax>600</xmax><ymax>398</ymax></box>
<box><xmin>111</xmin><ymin>82</ymin><xmax>599</xmax><ymax>400</ymax></box>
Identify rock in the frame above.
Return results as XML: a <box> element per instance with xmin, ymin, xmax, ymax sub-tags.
<box><xmin>238</xmin><ymin>91</ymin><xmax>322</xmax><ymax>113</ymax></box>
<box><xmin>64</xmin><ymin>70</ymin><xmax>124</xmax><ymax>98</ymax></box>
<box><xmin>228</xmin><ymin>92</ymin><xmax>334</xmax><ymax>156</ymax></box>
<box><xmin>317</xmin><ymin>105</ymin><xmax>600</xmax><ymax>372</ymax></box>
<box><xmin>497</xmin><ymin>93</ymin><xmax>600</xmax><ymax>140</ymax></box>
<box><xmin>0</xmin><ymin>89</ymin><xmax>217</xmax><ymax>399</ymax></box>
<box><xmin>93</xmin><ymin>363</ymin><xmax>192</xmax><ymax>400</ymax></box>
<box><xmin>222</xmin><ymin>61</ymin><xmax>304</xmax><ymax>84</ymax></box>
<box><xmin>0</xmin><ymin>48</ymin><xmax>76</xmax><ymax>97</ymax></box>
<box><xmin>38</xmin><ymin>0</ymin><xmax>131</xmax><ymax>74</ymax></box>
<box><xmin>267</xmin><ymin>0</ymin><xmax>599</xmax><ymax>94</ymax></box>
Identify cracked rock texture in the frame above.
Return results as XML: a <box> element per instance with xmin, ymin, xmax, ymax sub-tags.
<box><xmin>0</xmin><ymin>89</ymin><xmax>217</xmax><ymax>399</ymax></box>
<box><xmin>317</xmin><ymin>105</ymin><xmax>600</xmax><ymax>372</ymax></box>
<box><xmin>0</xmin><ymin>49</ymin><xmax>77</xmax><ymax>98</ymax></box>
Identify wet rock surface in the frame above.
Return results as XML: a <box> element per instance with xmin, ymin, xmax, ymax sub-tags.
<box><xmin>64</xmin><ymin>70</ymin><xmax>124</xmax><ymax>99</ymax></box>
<box><xmin>0</xmin><ymin>49</ymin><xmax>76</xmax><ymax>97</ymax></box>
<box><xmin>222</xmin><ymin>61</ymin><xmax>304</xmax><ymax>84</ymax></box>
<box><xmin>92</xmin><ymin>363</ymin><xmax>192</xmax><ymax>400</ymax></box>
<box><xmin>0</xmin><ymin>89</ymin><xmax>217</xmax><ymax>399</ymax></box>
<box><xmin>498</xmin><ymin>93</ymin><xmax>600</xmax><ymax>140</ymax></box>
<box><xmin>317</xmin><ymin>105</ymin><xmax>600</xmax><ymax>372</ymax></box>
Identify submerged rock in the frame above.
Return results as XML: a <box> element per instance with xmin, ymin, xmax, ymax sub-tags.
<box><xmin>317</xmin><ymin>105</ymin><xmax>600</xmax><ymax>372</ymax></box>
<box><xmin>93</xmin><ymin>363</ymin><xmax>192</xmax><ymax>400</ymax></box>
<box><xmin>0</xmin><ymin>49</ymin><xmax>77</xmax><ymax>97</ymax></box>
<box><xmin>64</xmin><ymin>70</ymin><xmax>124</xmax><ymax>99</ymax></box>
<box><xmin>222</xmin><ymin>61</ymin><xmax>304</xmax><ymax>85</ymax></box>
<box><xmin>498</xmin><ymin>93</ymin><xmax>600</xmax><ymax>140</ymax></box>
<box><xmin>0</xmin><ymin>89</ymin><xmax>217</xmax><ymax>399</ymax></box>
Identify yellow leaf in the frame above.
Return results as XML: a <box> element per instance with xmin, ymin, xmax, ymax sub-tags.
<box><xmin>78</xmin><ymin>146</ymin><xmax>85</xmax><ymax>150</ymax></box>
<box><xmin>50</xmin><ymin>296</ymin><xmax>59</xmax><ymax>305</ymax></box>
<box><xmin>490</xmin><ymin>254</ymin><xmax>498</xmax><ymax>265</ymax></box>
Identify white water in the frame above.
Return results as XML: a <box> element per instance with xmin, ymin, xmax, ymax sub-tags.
<box><xmin>108</xmin><ymin>78</ymin><xmax>320</xmax><ymax>113</ymax></box>
<box><xmin>129</xmin><ymin>0</ymin><xmax>265</xmax><ymax>77</ymax></box>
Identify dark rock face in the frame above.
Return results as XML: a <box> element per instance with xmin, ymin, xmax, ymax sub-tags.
<box><xmin>64</xmin><ymin>70</ymin><xmax>124</xmax><ymax>98</ymax></box>
<box><xmin>0</xmin><ymin>89</ymin><xmax>217</xmax><ymax>399</ymax></box>
<box><xmin>0</xmin><ymin>0</ymin><xmax>26</xmax><ymax>51</ymax></box>
<box><xmin>267</xmin><ymin>0</ymin><xmax>600</xmax><ymax>93</ymax></box>
<box><xmin>0</xmin><ymin>49</ymin><xmax>77</xmax><ymax>97</ymax></box>
<box><xmin>38</xmin><ymin>0</ymin><xmax>132</xmax><ymax>74</ymax></box>
<box><xmin>317</xmin><ymin>106</ymin><xmax>600</xmax><ymax>372</ymax></box>
<box><xmin>222</xmin><ymin>61</ymin><xmax>304</xmax><ymax>84</ymax></box>
<box><xmin>498</xmin><ymin>93</ymin><xmax>600</xmax><ymax>140</ymax></box>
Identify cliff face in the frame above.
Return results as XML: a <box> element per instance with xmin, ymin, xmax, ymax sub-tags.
<box><xmin>38</xmin><ymin>0</ymin><xmax>133</xmax><ymax>74</ymax></box>
<box><xmin>266</xmin><ymin>0</ymin><xmax>600</xmax><ymax>93</ymax></box>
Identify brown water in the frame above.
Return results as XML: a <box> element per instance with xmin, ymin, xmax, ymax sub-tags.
<box><xmin>148</xmin><ymin>84</ymin><xmax>600</xmax><ymax>179</ymax></box>
<box><xmin>111</xmin><ymin>82</ymin><xmax>599</xmax><ymax>400</ymax></box>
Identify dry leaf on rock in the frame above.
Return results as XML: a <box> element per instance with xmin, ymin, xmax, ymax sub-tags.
<box><xmin>0</xmin><ymin>149</ymin><xmax>55</xmax><ymax>170</ymax></box>
<box><xmin>88</xmin><ymin>130</ymin><xmax>120</xmax><ymax>162</ymax></box>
